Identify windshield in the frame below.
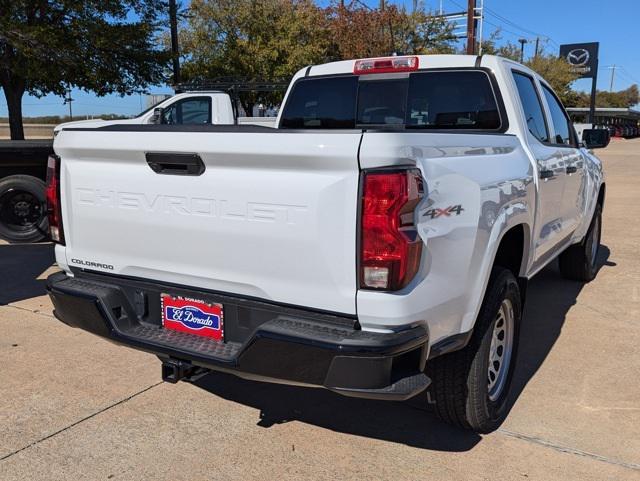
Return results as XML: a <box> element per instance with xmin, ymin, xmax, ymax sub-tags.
<box><xmin>280</xmin><ymin>70</ymin><xmax>502</xmax><ymax>131</ymax></box>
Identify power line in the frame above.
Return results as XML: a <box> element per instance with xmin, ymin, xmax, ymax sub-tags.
<box><xmin>598</xmin><ymin>65</ymin><xmax>640</xmax><ymax>87</ymax></box>
<box><xmin>619</xmin><ymin>66</ymin><xmax>640</xmax><ymax>85</ymax></box>
<box><xmin>482</xmin><ymin>17</ymin><xmax>530</xmax><ymax>40</ymax></box>
<box><xmin>451</xmin><ymin>0</ymin><xmax>559</xmax><ymax>48</ymax></box>
<box><xmin>482</xmin><ymin>5</ymin><xmax>559</xmax><ymax>46</ymax></box>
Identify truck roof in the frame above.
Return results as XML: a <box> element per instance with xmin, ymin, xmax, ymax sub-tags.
<box><xmin>302</xmin><ymin>54</ymin><xmax>534</xmax><ymax>80</ymax></box>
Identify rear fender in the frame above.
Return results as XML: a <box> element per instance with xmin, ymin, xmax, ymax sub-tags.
<box><xmin>459</xmin><ymin>206</ymin><xmax>531</xmax><ymax>334</ymax></box>
<box><xmin>356</xmin><ymin>132</ymin><xmax>535</xmax><ymax>345</ymax></box>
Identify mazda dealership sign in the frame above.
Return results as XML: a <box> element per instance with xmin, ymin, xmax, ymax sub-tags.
<box><xmin>559</xmin><ymin>42</ymin><xmax>599</xmax><ymax>79</ymax></box>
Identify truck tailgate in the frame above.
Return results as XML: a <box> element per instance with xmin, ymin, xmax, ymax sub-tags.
<box><xmin>55</xmin><ymin>129</ymin><xmax>362</xmax><ymax>314</ymax></box>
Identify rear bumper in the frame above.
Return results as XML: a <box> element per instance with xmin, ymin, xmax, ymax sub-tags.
<box><xmin>47</xmin><ymin>271</ymin><xmax>430</xmax><ymax>401</ymax></box>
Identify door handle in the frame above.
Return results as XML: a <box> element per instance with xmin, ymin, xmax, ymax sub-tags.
<box><xmin>540</xmin><ymin>169</ymin><xmax>555</xmax><ymax>179</ymax></box>
<box><xmin>146</xmin><ymin>152</ymin><xmax>205</xmax><ymax>176</ymax></box>
<box><xmin>565</xmin><ymin>165</ymin><xmax>577</xmax><ymax>174</ymax></box>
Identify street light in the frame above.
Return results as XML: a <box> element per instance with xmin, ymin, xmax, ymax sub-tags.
<box><xmin>518</xmin><ymin>38</ymin><xmax>527</xmax><ymax>63</ymax></box>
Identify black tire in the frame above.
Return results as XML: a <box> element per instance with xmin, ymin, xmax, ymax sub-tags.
<box><xmin>559</xmin><ymin>205</ymin><xmax>602</xmax><ymax>282</ymax></box>
<box><xmin>426</xmin><ymin>267</ymin><xmax>521</xmax><ymax>433</ymax></box>
<box><xmin>0</xmin><ymin>175</ymin><xmax>48</xmax><ymax>243</ymax></box>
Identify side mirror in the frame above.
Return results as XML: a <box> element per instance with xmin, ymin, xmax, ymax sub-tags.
<box><xmin>150</xmin><ymin>107</ymin><xmax>164</xmax><ymax>124</ymax></box>
<box><xmin>582</xmin><ymin>129</ymin><xmax>610</xmax><ymax>149</ymax></box>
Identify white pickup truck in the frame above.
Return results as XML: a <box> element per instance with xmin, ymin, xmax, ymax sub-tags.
<box><xmin>46</xmin><ymin>55</ymin><xmax>607</xmax><ymax>433</ymax></box>
<box><xmin>54</xmin><ymin>91</ymin><xmax>277</xmax><ymax>132</ymax></box>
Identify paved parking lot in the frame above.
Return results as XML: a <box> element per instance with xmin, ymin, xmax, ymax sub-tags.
<box><xmin>1</xmin><ymin>139</ymin><xmax>639</xmax><ymax>480</ymax></box>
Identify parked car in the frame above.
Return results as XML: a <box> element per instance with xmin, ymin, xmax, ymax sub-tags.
<box><xmin>47</xmin><ymin>55</ymin><xmax>606</xmax><ymax>433</ymax></box>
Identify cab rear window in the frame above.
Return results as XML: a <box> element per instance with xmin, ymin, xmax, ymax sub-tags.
<box><xmin>279</xmin><ymin>70</ymin><xmax>502</xmax><ymax>131</ymax></box>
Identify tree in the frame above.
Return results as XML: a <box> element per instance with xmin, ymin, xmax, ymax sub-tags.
<box><xmin>481</xmin><ymin>35</ymin><xmax>579</xmax><ymax>105</ymax></box>
<box><xmin>479</xmin><ymin>30</ymin><xmax>520</xmax><ymax>61</ymax></box>
<box><xmin>569</xmin><ymin>84</ymin><xmax>639</xmax><ymax>108</ymax></box>
<box><xmin>327</xmin><ymin>1</ymin><xmax>455</xmax><ymax>60</ymax></box>
<box><xmin>0</xmin><ymin>1</ymin><xmax>170</xmax><ymax>140</ymax></box>
<box><xmin>525</xmin><ymin>55</ymin><xmax>579</xmax><ymax>106</ymax></box>
<box><xmin>180</xmin><ymin>0</ymin><xmax>331</xmax><ymax>114</ymax></box>
<box><xmin>180</xmin><ymin>0</ymin><xmax>456</xmax><ymax>115</ymax></box>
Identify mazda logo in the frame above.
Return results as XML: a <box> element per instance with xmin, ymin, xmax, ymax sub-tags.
<box><xmin>566</xmin><ymin>49</ymin><xmax>590</xmax><ymax>66</ymax></box>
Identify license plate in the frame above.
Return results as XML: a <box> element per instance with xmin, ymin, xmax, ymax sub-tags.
<box><xmin>161</xmin><ymin>294</ymin><xmax>224</xmax><ymax>341</ymax></box>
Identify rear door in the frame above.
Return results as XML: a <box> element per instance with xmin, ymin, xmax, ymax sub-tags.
<box><xmin>511</xmin><ymin>70</ymin><xmax>568</xmax><ymax>264</ymax></box>
<box><xmin>55</xmin><ymin>128</ymin><xmax>362</xmax><ymax>315</ymax></box>
<box><xmin>540</xmin><ymin>84</ymin><xmax>587</xmax><ymax>233</ymax></box>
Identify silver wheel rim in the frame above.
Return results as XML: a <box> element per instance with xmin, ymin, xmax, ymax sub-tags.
<box><xmin>488</xmin><ymin>299</ymin><xmax>515</xmax><ymax>402</ymax></box>
<box><xmin>587</xmin><ymin>215</ymin><xmax>600</xmax><ymax>268</ymax></box>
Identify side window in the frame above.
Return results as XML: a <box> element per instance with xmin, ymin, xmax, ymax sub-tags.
<box><xmin>404</xmin><ymin>71</ymin><xmax>502</xmax><ymax>130</ymax></box>
<box><xmin>512</xmin><ymin>71</ymin><xmax>549</xmax><ymax>143</ymax></box>
<box><xmin>162</xmin><ymin>98</ymin><xmax>211</xmax><ymax>125</ymax></box>
<box><xmin>541</xmin><ymin>85</ymin><xmax>573</xmax><ymax>146</ymax></box>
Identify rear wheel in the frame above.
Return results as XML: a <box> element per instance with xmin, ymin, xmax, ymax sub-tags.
<box><xmin>559</xmin><ymin>204</ymin><xmax>602</xmax><ymax>282</ymax></box>
<box><xmin>426</xmin><ymin>267</ymin><xmax>521</xmax><ymax>433</ymax></box>
<box><xmin>0</xmin><ymin>175</ymin><xmax>48</xmax><ymax>243</ymax></box>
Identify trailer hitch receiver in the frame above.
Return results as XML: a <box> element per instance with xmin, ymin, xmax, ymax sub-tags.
<box><xmin>160</xmin><ymin>358</ymin><xmax>209</xmax><ymax>383</ymax></box>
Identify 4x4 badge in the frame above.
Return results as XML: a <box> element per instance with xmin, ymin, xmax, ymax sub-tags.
<box><xmin>423</xmin><ymin>204</ymin><xmax>464</xmax><ymax>219</ymax></box>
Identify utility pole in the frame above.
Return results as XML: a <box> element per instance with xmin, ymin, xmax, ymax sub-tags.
<box><xmin>476</xmin><ymin>0</ymin><xmax>484</xmax><ymax>55</ymax></box>
<box><xmin>169</xmin><ymin>0</ymin><xmax>181</xmax><ymax>88</ymax></box>
<box><xmin>590</xmin><ymin>59</ymin><xmax>599</xmax><ymax>128</ymax></box>
<box><xmin>534</xmin><ymin>37</ymin><xmax>540</xmax><ymax>58</ymax></box>
<box><xmin>609</xmin><ymin>65</ymin><xmax>617</xmax><ymax>91</ymax></box>
<box><xmin>379</xmin><ymin>0</ymin><xmax>384</xmax><ymax>10</ymax></box>
<box><xmin>465</xmin><ymin>0</ymin><xmax>476</xmax><ymax>55</ymax></box>
<box><xmin>518</xmin><ymin>38</ymin><xmax>527</xmax><ymax>62</ymax></box>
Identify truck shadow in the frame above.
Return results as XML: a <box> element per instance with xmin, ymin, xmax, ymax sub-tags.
<box><xmin>194</xmin><ymin>370</ymin><xmax>482</xmax><ymax>451</ymax></box>
<box><xmin>0</xmin><ymin>242</ymin><xmax>55</xmax><ymax>304</ymax></box>
<box><xmin>194</xmin><ymin>244</ymin><xmax>614</xmax><ymax>452</ymax></box>
<box><xmin>508</xmin><ymin>245</ymin><xmax>613</xmax><ymax>404</ymax></box>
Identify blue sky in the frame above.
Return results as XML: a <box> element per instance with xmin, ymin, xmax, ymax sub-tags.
<box><xmin>3</xmin><ymin>0</ymin><xmax>639</xmax><ymax>118</ymax></box>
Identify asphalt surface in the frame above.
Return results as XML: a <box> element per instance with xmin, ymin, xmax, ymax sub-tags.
<box><xmin>1</xmin><ymin>139</ymin><xmax>639</xmax><ymax>480</ymax></box>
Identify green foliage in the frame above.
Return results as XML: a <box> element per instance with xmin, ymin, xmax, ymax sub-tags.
<box><xmin>0</xmin><ymin>0</ymin><xmax>170</xmax><ymax>139</ymax></box>
<box><xmin>180</xmin><ymin>0</ymin><xmax>456</xmax><ymax>112</ymax></box>
<box><xmin>476</xmin><ymin>30</ymin><xmax>520</xmax><ymax>60</ymax></box>
<box><xmin>181</xmin><ymin>0</ymin><xmax>331</xmax><ymax>112</ymax></box>
<box><xmin>526</xmin><ymin>55</ymin><xmax>580</xmax><ymax>106</ymax></box>
<box><xmin>482</xmin><ymin>35</ymin><xmax>579</xmax><ymax>105</ymax></box>
<box><xmin>568</xmin><ymin>84</ymin><xmax>639</xmax><ymax>109</ymax></box>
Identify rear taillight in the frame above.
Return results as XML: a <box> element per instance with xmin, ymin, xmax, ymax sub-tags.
<box><xmin>353</xmin><ymin>56</ymin><xmax>419</xmax><ymax>75</ymax></box>
<box><xmin>46</xmin><ymin>155</ymin><xmax>64</xmax><ymax>244</ymax></box>
<box><xmin>360</xmin><ymin>169</ymin><xmax>424</xmax><ymax>291</ymax></box>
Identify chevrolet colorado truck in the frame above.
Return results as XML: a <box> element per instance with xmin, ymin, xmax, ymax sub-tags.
<box><xmin>46</xmin><ymin>55</ymin><xmax>607</xmax><ymax>433</ymax></box>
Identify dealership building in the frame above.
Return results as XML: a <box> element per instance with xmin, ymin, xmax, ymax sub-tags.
<box><xmin>567</xmin><ymin>107</ymin><xmax>640</xmax><ymax>128</ymax></box>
